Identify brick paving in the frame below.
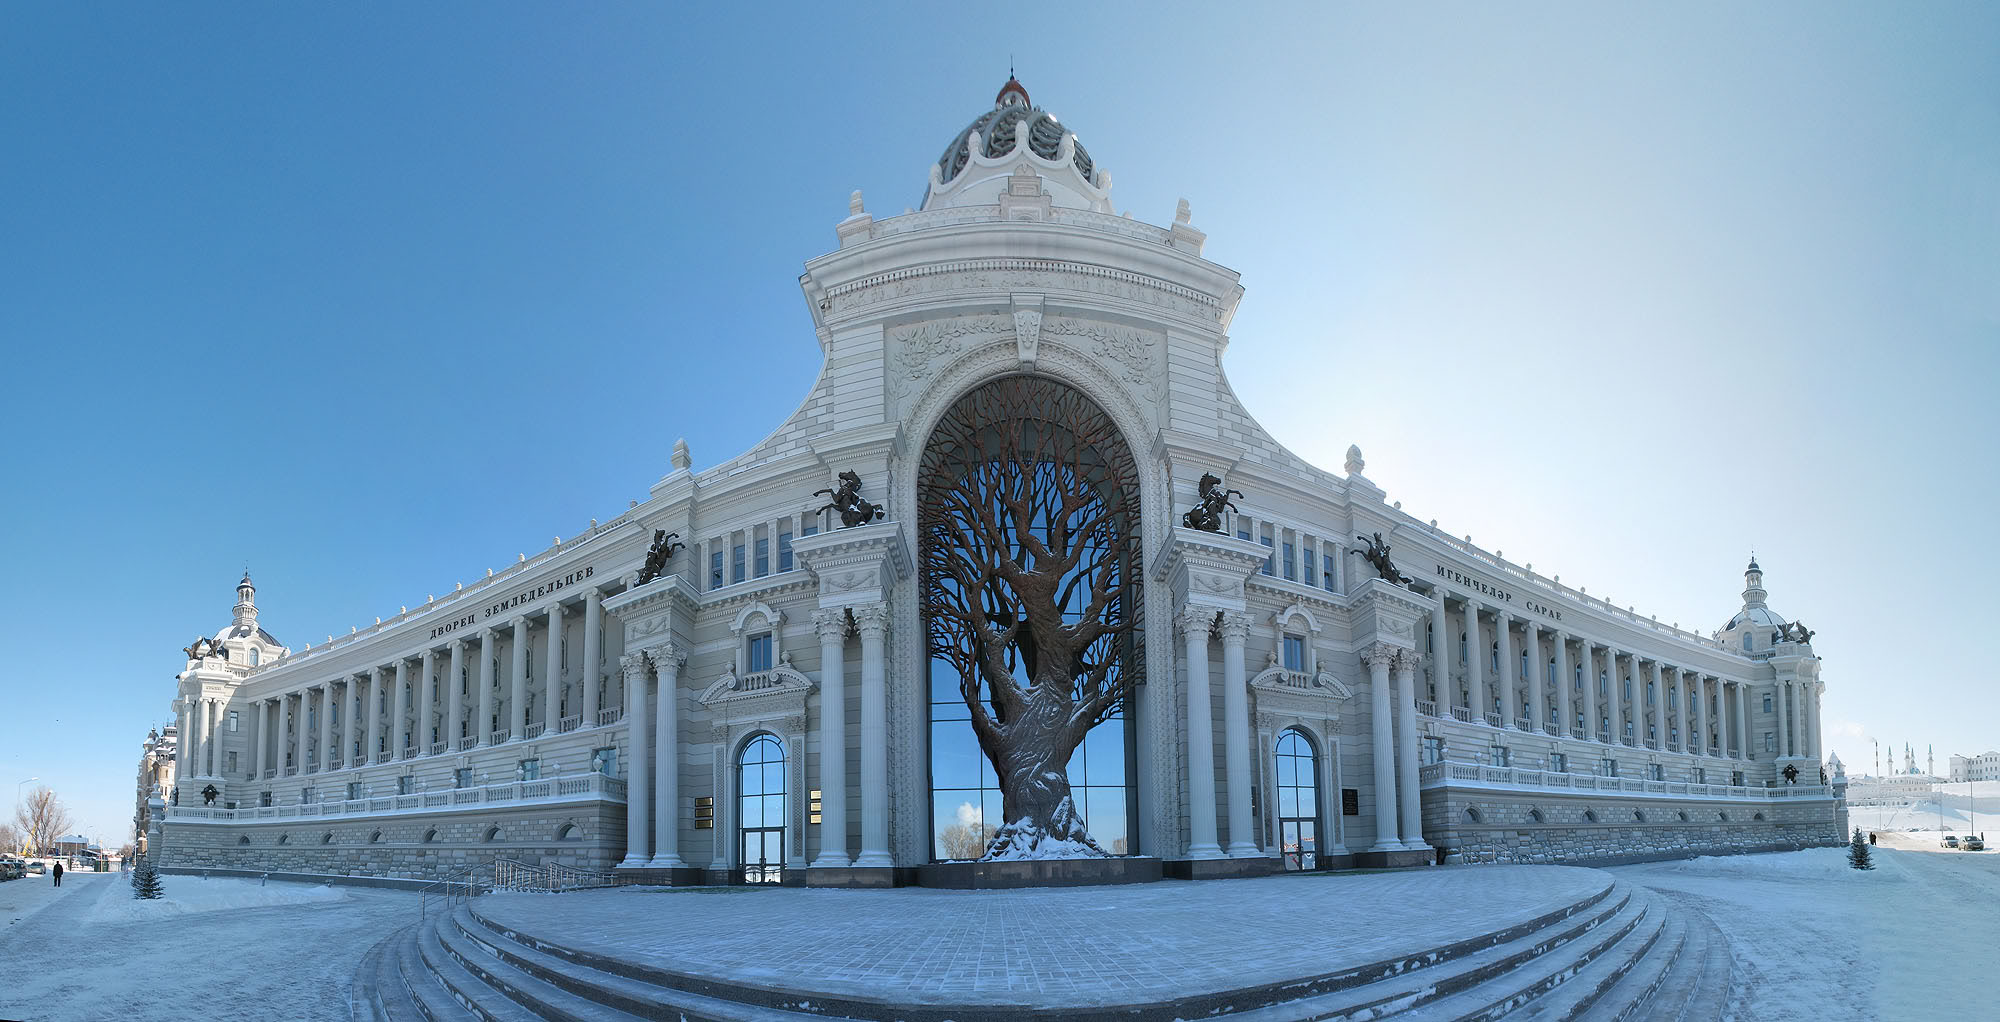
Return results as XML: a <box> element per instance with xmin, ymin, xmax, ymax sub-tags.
<box><xmin>474</xmin><ymin>866</ymin><xmax>1608</xmax><ymax>1007</ymax></box>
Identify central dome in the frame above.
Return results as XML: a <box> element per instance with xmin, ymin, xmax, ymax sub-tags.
<box><xmin>921</xmin><ymin>78</ymin><xmax>1112</xmax><ymax>213</ymax></box>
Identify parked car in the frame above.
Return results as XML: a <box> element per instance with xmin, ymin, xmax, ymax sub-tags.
<box><xmin>1963</xmin><ymin>836</ymin><xmax>1986</xmax><ymax>851</ymax></box>
<box><xmin>1942</xmin><ymin>835</ymin><xmax>1960</xmax><ymax>848</ymax></box>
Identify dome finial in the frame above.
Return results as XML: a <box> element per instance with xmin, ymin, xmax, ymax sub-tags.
<box><xmin>996</xmin><ymin>73</ymin><xmax>1030</xmax><ymax>109</ymax></box>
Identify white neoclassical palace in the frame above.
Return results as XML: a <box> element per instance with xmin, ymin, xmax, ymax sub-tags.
<box><xmin>149</xmin><ymin>79</ymin><xmax>1845</xmax><ymax>886</ymax></box>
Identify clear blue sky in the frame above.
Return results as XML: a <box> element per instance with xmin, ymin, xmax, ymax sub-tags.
<box><xmin>3</xmin><ymin>3</ymin><xmax>1994</xmax><ymax>844</ymax></box>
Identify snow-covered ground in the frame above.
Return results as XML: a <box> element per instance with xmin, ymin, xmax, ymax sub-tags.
<box><xmin>0</xmin><ymin>871</ymin><xmax>416</xmax><ymax>1022</ymax></box>
<box><xmin>1848</xmin><ymin>797</ymin><xmax>1996</xmax><ymax>834</ymax></box>
<box><xmin>1613</xmin><ymin>837</ymin><xmax>2000</xmax><ymax>1020</ymax></box>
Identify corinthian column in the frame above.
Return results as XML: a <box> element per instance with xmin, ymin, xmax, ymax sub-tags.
<box><xmin>1394</xmin><ymin>650</ymin><xmax>1428</xmax><ymax>850</ymax></box>
<box><xmin>1524</xmin><ymin>623</ymin><xmax>1545</xmax><ymax>732</ymax></box>
<box><xmin>316</xmin><ymin>685</ymin><xmax>333</xmax><ymax>772</ymax></box>
<box><xmin>1219</xmin><ymin>611</ymin><xmax>1258</xmax><ymax>857</ymax></box>
<box><xmin>418</xmin><ymin>650</ymin><xmax>436</xmax><ymax>754</ymax></box>
<box><xmin>617</xmin><ymin>652</ymin><xmax>651</xmax><ymax>868</ymax></box>
<box><xmin>252</xmin><ymin>699</ymin><xmax>268</xmax><ymax>780</ymax></box>
<box><xmin>810</xmin><ymin>609</ymin><xmax>851</xmax><ymax>868</ymax></box>
<box><xmin>852</xmin><ymin>604</ymin><xmax>893</xmax><ymax>868</ymax></box>
<box><xmin>1776</xmin><ymin>681</ymin><xmax>1791</xmax><ymax>758</ymax></box>
<box><xmin>545</xmin><ymin>606</ymin><xmax>564</xmax><ymax>729</ymax></box>
<box><xmin>368</xmin><ymin>668</ymin><xmax>385</xmax><ymax>764</ymax></box>
<box><xmin>1462</xmin><ymin>597</ymin><xmax>1486</xmax><ymax>724</ymax></box>
<box><xmin>1582</xmin><ymin>643</ymin><xmax>1600</xmax><ymax>741</ymax></box>
<box><xmin>582</xmin><ymin>591</ymin><xmax>603</xmax><ymax>725</ymax></box>
<box><xmin>1650</xmin><ymin>660</ymin><xmax>1666</xmax><ymax>749</ymax></box>
<box><xmin>1694</xmin><ymin>673</ymin><xmax>1710</xmax><ymax>757</ymax></box>
<box><xmin>1494</xmin><ymin>610</ymin><xmax>1516</xmax><ymax>728</ymax></box>
<box><xmin>446</xmin><ymin>639</ymin><xmax>466</xmax><ymax>749</ymax></box>
<box><xmin>1554</xmin><ymin>633</ymin><xmax>1572</xmax><ymax>737</ymax></box>
<box><xmin>1177</xmin><ymin>608</ymin><xmax>1221</xmax><ymax>859</ymax></box>
<box><xmin>649</xmin><ymin>642</ymin><xmax>687</xmax><ymax>869</ymax></box>
<box><xmin>509</xmin><ymin>616</ymin><xmax>529</xmax><ymax>740</ymax></box>
<box><xmin>474</xmin><ymin>629</ymin><xmax>495</xmax><ymax>746</ymax></box>
<box><xmin>1362</xmin><ymin>644</ymin><xmax>1402</xmax><ymax>851</ymax></box>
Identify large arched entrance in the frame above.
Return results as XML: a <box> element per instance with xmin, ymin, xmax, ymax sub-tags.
<box><xmin>917</xmin><ymin>374</ymin><xmax>1143</xmax><ymax>860</ymax></box>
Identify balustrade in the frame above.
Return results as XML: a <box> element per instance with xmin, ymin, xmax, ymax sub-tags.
<box><xmin>401</xmin><ymin>746</ymin><xmax>417</xmax><ymax>761</ymax></box>
<box><xmin>1514</xmin><ymin>716</ymin><xmax>1532</xmax><ymax>730</ymax></box>
<box><xmin>1450</xmin><ymin>706</ymin><xmax>1473</xmax><ymax>722</ymax></box>
<box><xmin>430</xmin><ymin>741</ymin><xmax>447</xmax><ymax>756</ymax></box>
<box><xmin>595</xmin><ymin>706</ymin><xmax>622</xmax><ymax>726</ymax></box>
<box><xmin>490</xmin><ymin>730</ymin><xmax>509</xmax><ymax>746</ymax></box>
<box><xmin>524</xmin><ymin>722</ymin><xmax>547</xmax><ymax>740</ymax></box>
<box><xmin>1484</xmin><ymin>711</ymin><xmax>1503</xmax><ymax>726</ymax></box>
<box><xmin>557</xmin><ymin>714</ymin><xmax>582</xmax><ymax>733</ymax></box>
<box><xmin>457</xmin><ymin>736</ymin><xmax>476</xmax><ymax>752</ymax></box>
<box><xmin>1417</xmin><ymin>699</ymin><xmax>1439</xmax><ymax>717</ymax></box>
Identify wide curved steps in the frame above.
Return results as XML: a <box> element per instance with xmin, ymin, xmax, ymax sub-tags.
<box><xmin>357</xmin><ymin>876</ymin><xmax>1728</xmax><ymax>1022</ymax></box>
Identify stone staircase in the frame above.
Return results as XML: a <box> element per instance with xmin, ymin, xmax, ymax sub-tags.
<box><xmin>357</xmin><ymin>877</ymin><xmax>1728</xmax><ymax>1022</ymax></box>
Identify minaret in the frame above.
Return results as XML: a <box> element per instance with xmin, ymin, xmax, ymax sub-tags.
<box><xmin>233</xmin><ymin>571</ymin><xmax>258</xmax><ymax>630</ymax></box>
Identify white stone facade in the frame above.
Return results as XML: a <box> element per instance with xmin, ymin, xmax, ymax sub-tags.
<box><xmin>153</xmin><ymin>79</ymin><xmax>1843</xmax><ymax>883</ymax></box>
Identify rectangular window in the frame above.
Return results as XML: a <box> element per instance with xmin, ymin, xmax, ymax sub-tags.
<box><xmin>1694</xmin><ymin>767</ymin><xmax>1706</xmax><ymax>785</ymax></box>
<box><xmin>709</xmin><ymin>550</ymin><xmax>724</xmax><ymax>590</ymax></box>
<box><xmin>1282</xmin><ymin>635</ymin><xmax>1305</xmax><ymax>672</ymax></box>
<box><xmin>778</xmin><ymin>531</ymin><xmax>794</xmax><ymax>572</ymax></box>
<box><xmin>228</xmin><ymin>710</ymin><xmax>239</xmax><ymax>732</ymax></box>
<box><xmin>1322</xmin><ymin>553</ymin><xmax>1337</xmax><ymax>592</ymax></box>
<box><xmin>1420</xmin><ymin>736</ymin><xmax>1445</xmax><ymax>766</ymax></box>
<box><xmin>592</xmin><ymin>747</ymin><xmax>617</xmax><ymax>778</ymax></box>
<box><xmin>1302</xmin><ymin>543</ymin><xmax>1316</xmax><ymax>586</ymax></box>
<box><xmin>225</xmin><ymin>751</ymin><xmax>237</xmax><ymax>773</ymax></box>
<box><xmin>1259</xmin><ymin>530</ymin><xmax>1274</xmax><ymax>575</ymax></box>
<box><xmin>1282</xmin><ymin>541</ymin><xmax>1296</xmax><ymax>581</ymax></box>
<box><xmin>802</xmin><ymin>522</ymin><xmax>818</xmax><ymax>538</ymax></box>
<box><xmin>731</xmin><ymin>542</ymin><xmax>746</xmax><ymax>584</ymax></box>
<box><xmin>1342</xmin><ymin>788</ymin><xmax>1360</xmax><ymax>816</ymax></box>
<box><xmin>454</xmin><ymin>768</ymin><xmax>473</xmax><ymax>789</ymax></box>
<box><xmin>1549</xmin><ymin>752</ymin><xmax>1567</xmax><ymax>773</ymax></box>
<box><xmin>1765</xmin><ymin>731</ymin><xmax>1776</xmax><ymax>753</ymax></box>
<box><xmin>754</xmin><ymin>537</ymin><xmax>770</xmax><ymax>578</ymax></box>
<box><xmin>1236</xmin><ymin>523</ymin><xmax>1251</xmax><ymax>543</ymax></box>
<box><xmin>747</xmin><ymin>632</ymin><xmax>773</xmax><ymax>673</ymax></box>
<box><xmin>1649</xmin><ymin>764</ymin><xmax>1664</xmax><ymax>781</ymax></box>
<box><xmin>346</xmin><ymin>782</ymin><xmax>363</xmax><ymax>800</ymax></box>
<box><xmin>1731</xmin><ymin>770</ymin><xmax>1744</xmax><ymax>786</ymax></box>
<box><xmin>1763</xmin><ymin>694</ymin><xmax>1773</xmax><ymax>713</ymax></box>
<box><xmin>1489</xmin><ymin>746</ymin><xmax>1510</xmax><ymax>767</ymax></box>
<box><xmin>1601</xmin><ymin>759</ymin><xmax>1619</xmax><ymax>777</ymax></box>
<box><xmin>260</xmin><ymin>791</ymin><xmax>273</xmax><ymax>807</ymax></box>
<box><xmin>300</xmin><ymin>787</ymin><xmax>315</xmax><ymax>804</ymax></box>
<box><xmin>519</xmin><ymin>758</ymin><xmax>540</xmax><ymax>781</ymax></box>
<box><xmin>397</xmin><ymin>775</ymin><xmax>413</xmax><ymax>795</ymax></box>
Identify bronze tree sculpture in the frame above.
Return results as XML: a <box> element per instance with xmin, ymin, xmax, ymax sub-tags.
<box><xmin>1180</xmin><ymin>472</ymin><xmax>1242</xmax><ymax>532</ymax></box>
<box><xmin>815</xmin><ymin>470</ymin><xmax>886</xmax><ymax>528</ymax></box>
<box><xmin>635</xmin><ymin>530</ymin><xmax>683</xmax><ymax>586</ymax></box>
<box><xmin>919</xmin><ymin>376</ymin><xmax>1141</xmax><ymax>858</ymax></box>
<box><xmin>1354</xmin><ymin>531</ymin><xmax>1412</xmax><ymax>586</ymax></box>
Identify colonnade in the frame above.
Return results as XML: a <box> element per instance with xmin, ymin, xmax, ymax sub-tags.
<box><xmin>1419</xmin><ymin>591</ymin><xmax>1823</xmax><ymax>762</ymax></box>
<box><xmin>196</xmin><ymin>592</ymin><xmax>609</xmax><ymax>783</ymax></box>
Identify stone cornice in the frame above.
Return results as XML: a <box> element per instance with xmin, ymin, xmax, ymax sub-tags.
<box><xmin>602</xmin><ymin>573</ymin><xmax>701</xmax><ymax>620</ymax></box>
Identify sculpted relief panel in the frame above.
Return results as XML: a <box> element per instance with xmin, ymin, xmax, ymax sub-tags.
<box><xmin>887</xmin><ymin>313</ymin><xmax>1166</xmax><ymax>410</ymax></box>
<box><xmin>829</xmin><ymin>259</ymin><xmax>1224</xmax><ymax>324</ymax></box>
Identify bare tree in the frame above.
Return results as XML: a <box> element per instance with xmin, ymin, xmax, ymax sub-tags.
<box><xmin>919</xmin><ymin>376</ymin><xmax>1142</xmax><ymax>859</ymax></box>
<box><xmin>14</xmin><ymin>787</ymin><xmax>73</xmax><ymax>857</ymax></box>
<box><xmin>0</xmin><ymin>822</ymin><xmax>20</xmax><ymax>854</ymax></box>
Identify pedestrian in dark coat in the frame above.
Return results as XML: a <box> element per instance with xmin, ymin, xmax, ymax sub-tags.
<box><xmin>52</xmin><ymin>861</ymin><xmax>63</xmax><ymax>887</ymax></box>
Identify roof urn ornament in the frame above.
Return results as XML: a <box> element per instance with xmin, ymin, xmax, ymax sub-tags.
<box><xmin>814</xmin><ymin>470</ymin><xmax>885</xmax><ymax>528</ymax></box>
<box><xmin>1180</xmin><ymin>473</ymin><xmax>1241</xmax><ymax>532</ymax></box>
<box><xmin>1345</xmin><ymin>444</ymin><xmax>1366</xmax><ymax>476</ymax></box>
<box><xmin>635</xmin><ymin>530</ymin><xmax>684</xmax><ymax>587</ymax></box>
<box><xmin>1354</xmin><ymin>531</ymin><xmax>1412</xmax><ymax>586</ymax></box>
<box><xmin>670</xmin><ymin>437</ymin><xmax>691</xmax><ymax>472</ymax></box>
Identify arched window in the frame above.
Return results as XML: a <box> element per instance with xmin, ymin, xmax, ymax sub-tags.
<box><xmin>739</xmin><ymin>734</ymin><xmax>786</xmax><ymax>883</ymax></box>
<box><xmin>1275</xmin><ymin>729</ymin><xmax>1320</xmax><ymax>871</ymax></box>
<box><xmin>555</xmin><ymin>824</ymin><xmax>580</xmax><ymax>842</ymax></box>
<box><xmin>249</xmin><ymin>648</ymin><xmax>260</xmax><ymax>667</ymax></box>
<box><xmin>919</xmin><ymin>376</ymin><xmax>1139</xmax><ymax>861</ymax></box>
<box><xmin>482</xmin><ymin>826</ymin><xmax>501</xmax><ymax>843</ymax></box>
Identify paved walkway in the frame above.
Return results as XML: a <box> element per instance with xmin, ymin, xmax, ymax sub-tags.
<box><xmin>475</xmin><ymin>866</ymin><xmax>1609</xmax><ymax>1007</ymax></box>
<box><xmin>0</xmin><ymin>871</ymin><xmax>418</xmax><ymax>1022</ymax></box>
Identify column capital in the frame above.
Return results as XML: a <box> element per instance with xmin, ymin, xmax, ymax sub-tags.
<box><xmin>1359</xmin><ymin>641</ymin><xmax>1402</xmax><ymax>668</ymax></box>
<box><xmin>619</xmin><ymin>651</ymin><xmax>649</xmax><ymax>679</ymax></box>
<box><xmin>643</xmin><ymin>641</ymin><xmax>689</xmax><ymax>673</ymax></box>
<box><xmin>1392</xmin><ymin>648</ymin><xmax>1424</xmax><ymax>672</ymax></box>
<box><xmin>1462</xmin><ymin>593</ymin><xmax>1482</xmax><ymax>613</ymax></box>
<box><xmin>421</xmin><ymin>648</ymin><xmax>437</xmax><ymax>665</ymax></box>
<box><xmin>1174</xmin><ymin>606</ymin><xmax>1216</xmax><ymax>640</ymax></box>
<box><xmin>851</xmin><ymin>603</ymin><xmax>892</xmax><ymax>640</ymax></box>
<box><xmin>550</xmin><ymin>603</ymin><xmax>567</xmax><ymax>621</ymax></box>
<box><xmin>811</xmin><ymin>607</ymin><xmax>851</xmax><ymax>641</ymax></box>
<box><xmin>1216</xmin><ymin>610</ymin><xmax>1252</xmax><ymax>644</ymax></box>
<box><xmin>510</xmin><ymin>614</ymin><xmax>529</xmax><ymax>630</ymax></box>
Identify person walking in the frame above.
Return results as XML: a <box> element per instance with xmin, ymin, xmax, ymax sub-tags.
<box><xmin>51</xmin><ymin>861</ymin><xmax>63</xmax><ymax>887</ymax></box>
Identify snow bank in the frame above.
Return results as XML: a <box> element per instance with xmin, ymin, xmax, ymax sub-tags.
<box><xmin>85</xmin><ymin>876</ymin><xmax>350</xmax><ymax>924</ymax></box>
<box><xmin>1657</xmin><ymin>846</ymin><xmax>1901</xmax><ymax>884</ymax></box>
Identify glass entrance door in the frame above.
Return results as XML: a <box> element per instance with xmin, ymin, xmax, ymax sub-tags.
<box><xmin>738</xmin><ymin>734</ymin><xmax>786</xmax><ymax>883</ymax></box>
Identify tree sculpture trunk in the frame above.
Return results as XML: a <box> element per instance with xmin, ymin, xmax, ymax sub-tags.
<box><xmin>919</xmin><ymin>376</ymin><xmax>1142</xmax><ymax>860</ymax></box>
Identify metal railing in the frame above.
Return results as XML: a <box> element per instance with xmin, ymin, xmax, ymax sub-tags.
<box><xmin>419</xmin><ymin>857</ymin><xmax>622</xmax><ymax>919</ymax></box>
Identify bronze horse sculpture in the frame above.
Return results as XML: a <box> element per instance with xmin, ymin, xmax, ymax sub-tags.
<box><xmin>1180</xmin><ymin>473</ymin><xmax>1242</xmax><ymax>532</ymax></box>
<box><xmin>815</xmin><ymin>470</ymin><xmax>885</xmax><ymax>528</ymax></box>
<box><xmin>636</xmin><ymin>529</ymin><xmax>684</xmax><ymax>586</ymax></box>
<box><xmin>1354</xmin><ymin>531</ymin><xmax>1412</xmax><ymax>586</ymax></box>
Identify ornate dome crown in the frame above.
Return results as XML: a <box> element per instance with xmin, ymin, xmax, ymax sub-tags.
<box><xmin>922</xmin><ymin>78</ymin><xmax>1111</xmax><ymax>213</ymax></box>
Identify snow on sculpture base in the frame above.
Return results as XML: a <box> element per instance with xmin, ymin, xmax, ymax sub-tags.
<box><xmin>916</xmin><ymin>854</ymin><xmax>1164</xmax><ymax>889</ymax></box>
